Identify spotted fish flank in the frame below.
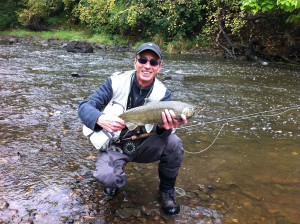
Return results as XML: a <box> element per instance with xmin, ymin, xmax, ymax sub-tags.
<box><xmin>119</xmin><ymin>100</ymin><xmax>194</xmax><ymax>131</ymax></box>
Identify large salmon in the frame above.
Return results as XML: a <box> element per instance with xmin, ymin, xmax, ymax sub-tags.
<box><xmin>119</xmin><ymin>100</ymin><xmax>194</xmax><ymax>131</ymax></box>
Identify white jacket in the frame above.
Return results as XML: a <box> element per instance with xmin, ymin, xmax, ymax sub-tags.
<box><xmin>83</xmin><ymin>70</ymin><xmax>167</xmax><ymax>150</ymax></box>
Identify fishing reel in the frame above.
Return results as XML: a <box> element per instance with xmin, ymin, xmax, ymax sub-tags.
<box><xmin>122</xmin><ymin>140</ymin><xmax>137</xmax><ymax>155</ymax></box>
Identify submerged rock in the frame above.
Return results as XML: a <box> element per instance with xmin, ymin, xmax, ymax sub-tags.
<box><xmin>71</xmin><ymin>73</ymin><xmax>81</xmax><ymax>78</ymax></box>
<box><xmin>116</xmin><ymin>207</ymin><xmax>142</xmax><ymax>219</ymax></box>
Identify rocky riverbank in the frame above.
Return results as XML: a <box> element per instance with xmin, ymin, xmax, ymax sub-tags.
<box><xmin>0</xmin><ymin>35</ymin><xmax>133</xmax><ymax>53</ymax></box>
<box><xmin>1</xmin><ymin>34</ymin><xmax>299</xmax><ymax>65</ymax></box>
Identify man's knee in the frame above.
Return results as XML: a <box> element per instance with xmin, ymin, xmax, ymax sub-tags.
<box><xmin>93</xmin><ymin>169</ymin><xmax>127</xmax><ymax>188</ymax></box>
<box><xmin>165</xmin><ymin>134</ymin><xmax>184</xmax><ymax>157</ymax></box>
<box><xmin>158</xmin><ymin>134</ymin><xmax>184</xmax><ymax>174</ymax></box>
<box><xmin>93</xmin><ymin>151</ymin><xmax>129</xmax><ymax>188</ymax></box>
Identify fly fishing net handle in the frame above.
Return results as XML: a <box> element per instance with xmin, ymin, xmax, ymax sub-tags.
<box><xmin>130</xmin><ymin>133</ymin><xmax>154</xmax><ymax>140</ymax></box>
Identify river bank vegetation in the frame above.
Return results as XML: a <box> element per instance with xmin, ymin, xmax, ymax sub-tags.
<box><xmin>1</xmin><ymin>0</ymin><xmax>299</xmax><ymax>63</ymax></box>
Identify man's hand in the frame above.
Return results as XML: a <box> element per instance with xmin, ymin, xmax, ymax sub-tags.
<box><xmin>160</xmin><ymin>109</ymin><xmax>187</xmax><ymax>130</ymax></box>
<box><xmin>97</xmin><ymin>114</ymin><xmax>125</xmax><ymax>132</ymax></box>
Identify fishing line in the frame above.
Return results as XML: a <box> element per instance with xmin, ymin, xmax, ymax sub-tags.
<box><xmin>178</xmin><ymin>104</ymin><xmax>300</xmax><ymax>154</ymax></box>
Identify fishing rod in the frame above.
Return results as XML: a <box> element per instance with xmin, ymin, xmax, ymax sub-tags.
<box><xmin>177</xmin><ymin>104</ymin><xmax>300</xmax><ymax>154</ymax></box>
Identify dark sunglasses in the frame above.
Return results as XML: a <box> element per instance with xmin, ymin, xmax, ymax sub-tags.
<box><xmin>137</xmin><ymin>58</ymin><xmax>160</xmax><ymax>66</ymax></box>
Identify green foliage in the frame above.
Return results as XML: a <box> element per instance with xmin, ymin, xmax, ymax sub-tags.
<box><xmin>89</xmin><ymin>33</ymin><xmax>129</xmax><ymax>45</ymax></box>
<box><xmin>0</xmin><ymin>29</ymin><xmax>130</xmax><ymax>46</ymax></box>
<box><xmin>77</xmin><ymin>0</ymin><xmax>206</xmax><ymax>40</ymax></box>
<box><xmin>18</xmin><ymin>0</ymin><xmax>50</xmax><ymax>28</ymax></box>
<box><xmin>240</xmin><ymin>0</ymin><xmax>300</xmax><ymax>22</ymax></box>
<box><xmin>202</xmin><ymin>0</ymin><xmax>246</xmax><ymax>42</ymax></box>
<box><xmin>241</xmin><ymin>0</ymin><xmax>299</xmax><ymax>12</ymax></box>
<box><xmin>3</xmin><ymin>0</ymin><xmax>299</xmax><ymax>51</ymax></box>
<box><xmin>17</xmin><ymin>0</ymin><xmax>80</xmax><ymax>30</ymax></box>
<box><xmin>201</xmin><ymin>0</ymin><xmax>299</xmax><ymax>47</ymax></box>
<box><xmin>77</xmin><ymin>0</ymin><xmax>116</xmax><ymax>33</ymax></box>
<box><xmin>0</xmin><ymin>0</ymin><xmax>22</xmax><ymax>30</ymax></box>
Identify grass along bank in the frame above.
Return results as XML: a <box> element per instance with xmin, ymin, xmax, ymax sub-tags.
<box><xmin>0</xmin><ymin>29</ymin><xmax>211</xmax><ymax>54</ymax></box>
<box><xmin>0</xmin><ymin>29</ymin><xmax>131</xmax><ymax>46</ymax></box>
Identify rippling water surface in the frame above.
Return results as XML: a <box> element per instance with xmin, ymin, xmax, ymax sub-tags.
<box><xmin>0</xmin><ymin>43</ymin><xmax>299</xmax><ymax>224</ymax></box>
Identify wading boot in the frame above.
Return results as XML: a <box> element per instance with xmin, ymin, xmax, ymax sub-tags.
<box><xmin>103</xmin><ymin>187</ymin><xmax>118</xmax><ymax>196</ymax></box>
<box><xmin>158</xmin><ymin>189</ymin><xmax>180</xmax><ymax>215</ymax></box>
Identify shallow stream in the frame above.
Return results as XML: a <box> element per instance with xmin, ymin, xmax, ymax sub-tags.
<box><xmin>0</xmin><ymin>43</ymin><xmax>299</xmax><ymax>224</ymax></box>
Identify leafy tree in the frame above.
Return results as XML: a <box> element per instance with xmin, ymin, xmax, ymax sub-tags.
<box><xmin>77</xmin><ymin>0</ymin><xmax>206</xmax><ymax>40</ymax></box>
<box><xmin>240</xmin><ymin>0</ymin><xmax>300</xmax><ymax>22</ymax></box>
<box><xmin>62</xmin><ymin>0</ymin><xmax>81</xmax><ymax>25</ymax></box>
<box><xmin>17</xmin><ymin>0</ymin><xmax>80</xmax><ymax>30</ymax></box>
<box><xmin>5</xmin><ymin>0</ymin><xmax>298</xmax><ymax>61</ymax></box>
<box><xmin>18</xmin><ymin>0</ymin><xmax>50</xmax><ymax>30</ymax></box>
<box><xmin>202</xmin><ymin>0</ymin><xmax>245</xmax><ymax>43</ymax></box>
<box><xmin>0</xmin><ymin>0</ymin><xmax>23</xmax><ymax>30</ymax></box>
<box><xmin>77</xmin><ymin>0</ymin><xmax>116</xmax><ymax>33</ymax></box>
<box><xmin>201</xmin><ymin>0</ymin><xmax>299</xmax><ymax>60</ymax></box>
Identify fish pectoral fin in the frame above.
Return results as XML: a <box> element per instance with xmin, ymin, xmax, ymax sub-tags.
<box><xmin>144</xmin><ymin>124</ymin><xmax>155</xmax><ymax>133</ymax></box>
<box><xmin>125</xmin><ymin>122</ymin><xmax>139</xmax><ymax>130</ymax></box>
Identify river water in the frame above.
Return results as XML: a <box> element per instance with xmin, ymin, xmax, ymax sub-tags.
<box><xmin>0</xmin><ymin>42</ymin><xmax>299</xmax><ymax>224</ymax></box>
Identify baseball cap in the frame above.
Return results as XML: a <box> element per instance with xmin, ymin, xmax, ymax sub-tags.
<box><xmin>135</xmin><ymin>42</ymin><xmax>163</xmax><ymax>59</ymax></box>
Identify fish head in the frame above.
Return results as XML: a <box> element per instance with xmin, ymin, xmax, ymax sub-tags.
<box><xmin>181</xmin><ymin>106</ymin><xmax>194</xmax><ymax>119</ymax></box>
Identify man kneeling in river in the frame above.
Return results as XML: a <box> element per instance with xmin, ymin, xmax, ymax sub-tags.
<box><xmin>78</xmin><ymin>42</ymin><xmax>188</xmax><ymax>215</ymax></box>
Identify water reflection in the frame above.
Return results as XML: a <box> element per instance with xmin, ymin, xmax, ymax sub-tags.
<box><xmin>0</xmin><ymin>44</ymin><xmax>299</xmax><ymax>223</ymax></box>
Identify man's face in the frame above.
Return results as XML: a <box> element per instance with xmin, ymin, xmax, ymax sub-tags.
<box><xmin>134</xmin><ymin>50</ymin><xmax>162</xmax><ymax>87</ymax></box>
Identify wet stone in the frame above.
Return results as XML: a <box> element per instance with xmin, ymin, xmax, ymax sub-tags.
<box><xmin>71</xmin><ymin>73</ymin><xmax>81</xmax><ymax>78</ymax></box>
<box><xmin>0</xmin><ymin>200</ymin><xmax>9</xmax><ymax>210</ymax></box>
<box><xmin>152</xmin><ymin>215</ymin><xmax>160</xmax><ymax>221</ymax></box>
<box><xmin>177</xmin><ymin>205</ymin><xmax>223</xmax><ymax>223</ymax></box>
<box><xmin>141</xmin><ymin>205</ymin><xmax>151</xmax><ymax>216</ymax></box>
<box><xmin>9</xmin><ymin>209</ymin><xmax>18</xmax><ymax>216</ymax></box>
<box><xmin>30</xmin><ymin>149</ymin><xmax>41</xmax><ymax>154</ymax></box>
<box><xmin>197</xmin><ymin>192</ymin><xmax>211</xmax><ymax>201</ymax></box>
<box><xmin>197</xmin><ymin>184</ymin><xmax>214</xmax><ymax>193</ymax></box>
<box><xmin>188</xmin><ymin>199</ymin><xmax>201</xmax><ymax>208</ymax></box>
<box><xmin>163</xmin><ymin>75</ymin><xmax>185</xmax><ymax>81</ymax></box>
<box><xmin>137</xmin><ymin>217</ymin><xmax>147</xmax><ymax>223</ymax></box>
<box><xmin>19</xmin><ymin>220</ymin><xmax>34</xmax><ymax>224</ymax></box>
<box><xmin>82</xmin><ymin>215</ymin><xmax>95</xmax><ymax>221</ymax></box>
<box><xmin>60</xmin><ymin>216</ymin><xmax>68</xmax><ymax>222</ymax></box>
<box><xmin>116</xmin><ymin>207</ymin><xmax>142</xmax><ymax>219</ymax></box>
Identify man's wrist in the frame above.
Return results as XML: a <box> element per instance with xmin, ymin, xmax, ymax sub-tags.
<box><xmin>155</xmin><ymin>125</ymin><xmax>172</xmax><ymax>136</ymax></box>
